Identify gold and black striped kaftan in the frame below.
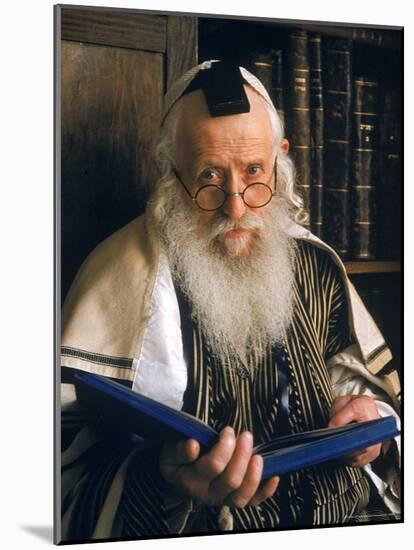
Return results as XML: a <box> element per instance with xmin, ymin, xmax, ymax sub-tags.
<box><xmin>61</xmin><ymin>240</ymin><xmax>395</xmax><ymax>541</ymax></box>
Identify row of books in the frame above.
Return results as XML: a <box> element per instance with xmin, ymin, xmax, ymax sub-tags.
<box><xmin>244</xmin><ymin>31</ymin><xmax>401</xmax><ymax>261</ymax></box>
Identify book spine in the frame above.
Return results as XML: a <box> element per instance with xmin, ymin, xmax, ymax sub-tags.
<box><xmin>323</xmin><ymin>38</ymin><xmax>353</xmax><ymax>258</ymax></box>
<box><xmin>309</xmin><ymin>33</ymin><xmax>324</xmax><ymax>239</ymax></box>
<box><xmin>377</xmin><ymin>85</ymin><xmax>402</xmax><ymax>260</ymax></box>
<box><xmin>248</xmin><ymin>52</ymin><xmax>273</xmax><ymax>93</ymax></box>
<box><xmin>272</xmin><ymin>49</ymin><xmax>285</xmax><ymax>126</ymax></box>
<box><xmin>351</xmin><ymin>77</ymin><xmax>379</xmax><ymax>259</ymax></box>
<box><xmin>248</xmin><ymin>50</ymin><xmax>285</xmax><ymax>123</ymax></box>
<box><xmin>285</xmin><ymin>30</ymin><xmax>311</xmax><ymax>219</ymax></box>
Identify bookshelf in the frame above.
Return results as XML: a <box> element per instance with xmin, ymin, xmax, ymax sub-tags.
<box><xmin>197</xmin><ymin>16</ymin><xmax>402</xmax><ymax>374</ymax></box>
<box><xmin>345</xmin><ymin>261</ymin><xmax>401</xmax><ymax>275</ymax></box>
<box><xmin>197</xmin><ymin>16</ymin><xmax>402</xmax><ymax>265</ymax></box>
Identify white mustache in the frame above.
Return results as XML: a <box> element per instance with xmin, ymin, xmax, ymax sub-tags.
<box><xmin>208</xmin><ymin>212</ymin><xmax>265</xmax><ymax>241</ymax></box>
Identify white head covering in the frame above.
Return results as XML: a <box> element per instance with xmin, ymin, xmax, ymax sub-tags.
<box><xmin>162</xmin><ymin>59</ymin><xmax>276</xmax><ymax>123</ymax></box>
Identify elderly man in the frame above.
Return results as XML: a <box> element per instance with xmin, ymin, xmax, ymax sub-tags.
<box><xmin>60</xmin><ymin>61</ymin><xmax>400</xmax><ymax>541</ymax></box>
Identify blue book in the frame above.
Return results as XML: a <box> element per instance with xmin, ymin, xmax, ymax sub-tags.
<box><xmin>73</xmin><ymin>372</ymin><xmax>399</xmax><ymax>480</ymax></box>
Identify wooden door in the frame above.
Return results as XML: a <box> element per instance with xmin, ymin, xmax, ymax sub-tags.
<box><xmin>57</xmin><ymin>6</ymin><xmax>197</xmax><ymax>300</ymax></box>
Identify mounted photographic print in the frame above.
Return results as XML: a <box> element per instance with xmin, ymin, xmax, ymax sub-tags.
<box><xmin>54</xmin><ymin>3</ymin><xmax>403</xmax><ymax>544</ymax></box>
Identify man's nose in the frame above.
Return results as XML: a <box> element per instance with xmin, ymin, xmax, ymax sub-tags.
<box><xmin>222</xmin><ymin>192</ymin><xmax>248</xmax><ymax>220</ymax></box>
<box><xmin>222</xmin><ymin>177</ymin><xmax>248</xmax><ymax>220</ymax></box>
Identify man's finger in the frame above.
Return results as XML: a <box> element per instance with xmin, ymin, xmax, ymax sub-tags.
<box><xmin>328</xmin><ymin>396</ymin><xmax>379</xmax><ymax>427</ymax></box>
<box><xmin>208</xmin><ymin>431</ymin><xmax>254</xmax><ymax>498</ymax></box>
<box><xmin>343</xmin><ymin>443</ymin><xmax>381</xmax><ymax>467</ymax></box>
<box><xmin>224</xmin><ymin>453</ymin><xmax>263</xmax><ymax>508</ymax></box>
<box><xmin>249</xmin><ymin>475</ymin><xmax>280</xmax><ymax>507</ymax></box>
<box><xmin>193</xmin><ymin>426</ymin><xmax>237</xmax><ymax>482</ymax></box>
<box><xmin>329</xmin><ymin>395</ymin><xmax>354</xmax><ymax>419</ymax></box>
<box><xmin>344</xmin><ymin>448</ymin><xmax>368</xmax><ymax>461</ymax></box>
<box><xmin>160</xmin><ymin>438</ymin><xmax>200</xmax><ymax>467</ymax></box>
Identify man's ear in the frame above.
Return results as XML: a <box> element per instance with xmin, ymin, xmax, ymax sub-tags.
<box><xmin>280</xmin><ymin>138</ymin><xmax>290</xmax><ymax>154</ymax></box>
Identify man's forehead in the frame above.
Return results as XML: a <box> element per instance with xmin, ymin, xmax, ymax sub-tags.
<box><xmin>176</xmin><ymin>86</ymin><xmax>272</xmax><ymax>133</ymax></box>
<box><xmin>174</xmin><ymin>89</ymin><xmax>275</xmax><ymax>172</ymax></box>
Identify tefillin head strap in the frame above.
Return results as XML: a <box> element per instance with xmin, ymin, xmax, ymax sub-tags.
<box><xmin>182</xmin><ymin>61</ymin><xmax>251</xmax><ymax>117</ymax></box>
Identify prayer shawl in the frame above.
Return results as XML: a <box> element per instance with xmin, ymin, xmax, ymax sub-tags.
<box><xmin>59</xmin><ymin>208</ymin><xmax>401</xmax><ymax>541</ymax></box>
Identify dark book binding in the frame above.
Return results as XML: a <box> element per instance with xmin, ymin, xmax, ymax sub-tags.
<box><xmin>377</xmin><ymin>85</ymin><xmax>401</xmax><ymax>260</ymax></box>
<box><xmin>272</xmin><ymin>49</ymin><xmax>285</xmax><ymax>125</ymax></box>
<box><xmin>247</xmin><ymin>52</ymin><xmax>273</xmax><ymax>98</ymax></box>
<box><xmin>248</xmin><ymin>50</ymin><xmax>285</xmax><ymax>124</ymax></box>
<box><xmin>309</xmin><ymin>33</ymin><xmax>324</xmax><ymax>239</ymax></box>
<box><xmin>352</xmin><ymin>77</ymin><xmax>379</xmax><ymax>259</ymax></box>
<box><xmin>73</xmin><ymin>372</ymin><xmax>399</xmax><ymax>480</ymax></box>
<box><xmin>323</xmin><ymin>38</ymin><xmax>353</xmax><ymax>258</ymax></box>
<box><xmin>285</xmin><ymin>30</ymin><xmax>311</xmax><ymax>218</ymax></box>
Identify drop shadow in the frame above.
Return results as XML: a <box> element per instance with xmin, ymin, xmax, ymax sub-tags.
<box><xmin>20</xmin><ymin>525</ymin><xmax>53</xmax><ymax>543</ymax></box>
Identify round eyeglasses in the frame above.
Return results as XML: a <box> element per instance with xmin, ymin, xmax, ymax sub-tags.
<box><xmin>174</xmin><ymin>170</ymin><xmax>277</xmax><ymax>212</ymax></box>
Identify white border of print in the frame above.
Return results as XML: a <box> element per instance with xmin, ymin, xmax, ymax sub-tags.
<box><xmin>2</xmin><ymin>0</ymin><xmax>410</xmax><ymax>548</ymax></box>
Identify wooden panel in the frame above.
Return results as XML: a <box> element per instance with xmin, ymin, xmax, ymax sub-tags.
<box><xmin>166</xmin><ymin>15</ymin><xmax>198</xmax><ymax>89</ymax></box>
<box><xmin>61</xmin><ymin>7</ymin><xmax>167</xmax><ymax>53</ymax></box>
<box><xmin>345</xmin><ymin>261</ymin><xmax>401</xmax><ymax>274</ymax></box>
<box><xmin>61</xmin><ymin>41</ymin><xmax>163</xmax><ymax>300</ymax></box>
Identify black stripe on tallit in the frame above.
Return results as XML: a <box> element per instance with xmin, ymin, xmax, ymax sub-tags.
<box><xmin>61</xmin><ymin>346</ymin><xmax>133</xmax><ymax>369</ymax></box>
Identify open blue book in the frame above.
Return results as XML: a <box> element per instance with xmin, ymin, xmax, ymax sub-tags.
<box><xmin>73</xmin><ymin>372</ymin><xmax>399</xmax><ymax>480</ymax></box>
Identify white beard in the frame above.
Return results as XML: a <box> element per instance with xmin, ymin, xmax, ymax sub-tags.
<box><xmin>155</xmin><ymin>189</ymin><xmax>298</xmax><ymax>373</ymax></box>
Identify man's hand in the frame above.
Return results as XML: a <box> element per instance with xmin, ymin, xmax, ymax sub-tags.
<box><xmin>328</xmin><ymin>394</ymin><xmax>382</xmax><ymax>467</ymax></box>
<box><xmin>159</xmin><ymin>426</ymin><xmax>280</xmax><ymax>508</ymax></box>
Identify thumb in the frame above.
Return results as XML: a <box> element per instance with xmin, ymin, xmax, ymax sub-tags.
<box><xmin>160</xmin><ymin>438</ymin><xmax>200</xmax><ymax>467</ymax></box>
<box><xmin>329</xmin><ymin>395</ymin><xmax>354</xmax><ymax>420</ymax></box>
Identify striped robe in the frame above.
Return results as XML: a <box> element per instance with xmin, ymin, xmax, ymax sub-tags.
<box><xmin>61</xmin><ymin>240</ymin><xmax>395</xmax><ymax>541</ymax></box>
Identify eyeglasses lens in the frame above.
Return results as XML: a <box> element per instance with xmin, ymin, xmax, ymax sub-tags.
<box><xmin>244</xmin><ymin>183</ymin><xmax>272</xmax><ymax>208</ymax></box>
<box><xmin>196</xmin><ymin>183</ymin><xmax>272</xmax><ymax>211</ymax></box>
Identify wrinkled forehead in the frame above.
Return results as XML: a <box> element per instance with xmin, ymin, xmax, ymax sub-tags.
<box><xmin>175</xmin><ymin>86</ymin><xmax>274</xmax><ymax>150</ymax></box>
